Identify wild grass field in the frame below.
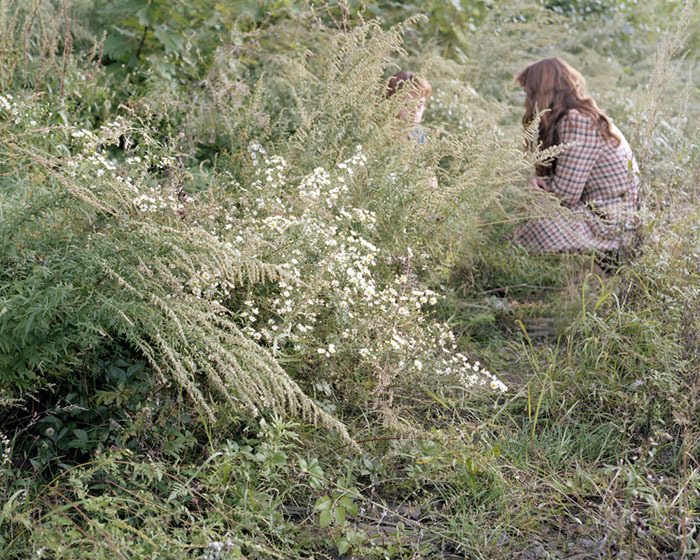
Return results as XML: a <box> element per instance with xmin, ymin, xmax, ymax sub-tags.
<box><xmin>0</xmin><ymin>0</ymin><xmax>699</xmax><ymax>558</ymax></box>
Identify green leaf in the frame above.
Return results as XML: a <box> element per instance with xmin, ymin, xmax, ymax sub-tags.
<box><xmin>115</xmin><ymin>0</ymin><xmax>149</xmax><ymax>14</ymax></box>
<box><xmin>314</xmin><ymin>496</ymin><xmax>331</xmax><ymax>511</ymax></box>
<box><xmin>154</xmin><ymin>25</ymin><xmax>185</xmax><ymax>54</ymax></box>
<box><xmin>126</xmin><ymin>361</ymin><xmax>145</xmax><ymax>376</ymax></box>
<box><xmin>334</xmin><ymin>505</ymin><xmax>346</xmax><ymax>525</ymax></box>
<box><xmin>319</xmin><ymin>508</ymin><xmax>332</xmax><ymax>528</ymax></box>
<box><xmin>339</xmin><ymin>495</ymin><xmax>357</xmax><ymax>516</ymax></box>
<box><xmin>424</xmin><ymin>387</ymin><xmax>450</xmax><ymax>409</ymax></box>
<box><xmin>136</xmin><ymin>5</ymin><xmax>154</xmax><ymax>26</ymax></box>
<box><xmin>73</xmin><ymin>429</ymin><xmax>89</xmax><ymax>443</ymax></box>
<box><xmin>103</xmin><ymin>34</ymin><xmax>136</xmax><ymax>59</ymax></box>
<box><xmin>271</xmin><ymin>451</ymin><xmax>287</xmax><ymax>465</ymax></box>
<box><xmin>337</xmin><ymin>538</ymin><xmax>351</xmax><ymax>555</ymax></box>
<box><xmin>3</xmin><ymin>489</ymin><xmax>27</xmax><ymax>518</ymax></box>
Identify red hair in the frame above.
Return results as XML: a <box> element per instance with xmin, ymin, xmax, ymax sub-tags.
<box><xmin>516</xmin><ymin>58</ymin><xmax>619</xmax><ymax>172</ymax></box>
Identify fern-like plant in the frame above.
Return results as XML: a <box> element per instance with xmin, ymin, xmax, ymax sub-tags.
<box><xmin>0</xmin><ymin>99</ymin><xmax>354</xmax><ymax>446</ymax></box>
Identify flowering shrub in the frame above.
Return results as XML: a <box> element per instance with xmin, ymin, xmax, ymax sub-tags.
<box><xmin>167</xmin><ymin>141</ymin><xmax>509</xmax><ymax>416</ymax></box>
<box><xmin>0</xmin><ymin>96</ymin><xmax>355</xmax><ymax>445</ymax></box>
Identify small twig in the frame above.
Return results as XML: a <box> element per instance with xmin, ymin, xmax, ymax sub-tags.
<box><xmin>135</xmin><ymin>25</ymin><xmax>149</xmax><ymax>61</ymax></box>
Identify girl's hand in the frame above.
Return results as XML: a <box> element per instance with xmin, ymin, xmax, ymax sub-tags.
<box><xmin>529</xmin><ymin>176</ymin><xmax>550</xmax><ymax>191</ymax></box>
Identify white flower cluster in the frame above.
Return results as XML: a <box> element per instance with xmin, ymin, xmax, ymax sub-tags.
<box><xmin>0</xmin><ymin>430</ymin><xmax>11</xmax><ymax>470</ymax></box>
<box><xmin>62</xmin><ymin>114</ymin><xmax>181</xmax><ymax>199</ymax></box>
<box><xmin>70</xmin><ymin>128</ymin><xmax>98</xmax><ymax>142</ymax></box>
<box><xmin>429</xmin><ymin>84</ymin><xmax>477</xmax><ymax>132</ymax></box>
<box><xmin>132</xmin><ymin>187</ymin><xmax>190</xmax><ymax>214</ymax></box>
<box><xmin>185</xmin><ymin>269</ymin><xmax>229</xmax><ymax>300</ymax></box>
<box><xmin>173</xmin><ymin>143</ymin><xmax>507</xmax><ymax>396</ymax></box>
<box><xmin>201</xmin><ymin>540</ymin><xmax>236</xmax><ymax>560</ymax></box>
<box><xmin>0</xmin><ymin>93</ymin><xmax>17</xmax><ymax>114</ymax></box>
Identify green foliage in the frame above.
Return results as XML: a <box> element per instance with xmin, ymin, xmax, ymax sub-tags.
<box><xmin>93</xmin><ymin>0</ymin><xmax>302</xmax><ymax>69</ymax></box>
<box><xmin>0</xmin><ymin>430</ymin><xmax>306</xmax><ymax>559</ymax></box>
<box><xmin>0</xmin><ymin>93</ymin><xmax>354</xmax><ymax>449</ymax></box>
<box><xmin>1</xmin><ymin>0</ymin><xmax>699</xmax><ymax>557</ymax></box>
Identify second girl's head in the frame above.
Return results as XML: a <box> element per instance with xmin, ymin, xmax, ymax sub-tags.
<box><xmin>385</xmin><ymin>71</ymin><xmax>432</xmax><ymax>127</ymax></box>
<box><xmin>515</xmin><ymin>57</ymin><xmax>619</xmax><ymax>150</ymax></box>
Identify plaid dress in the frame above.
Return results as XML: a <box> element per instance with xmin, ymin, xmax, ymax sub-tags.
<box><xmin>516</xmin><ymin>109</ymin><xmax>640</xmax><ymax>253</ymax></box>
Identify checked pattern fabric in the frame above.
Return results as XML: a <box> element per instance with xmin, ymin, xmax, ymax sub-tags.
<box><xmin>516</xmin><ymin>109</ymin><xmax>640</xmax><ymax>253</ymax></box>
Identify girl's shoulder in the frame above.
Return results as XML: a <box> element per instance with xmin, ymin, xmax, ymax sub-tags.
<box><xmin>560</xmin><ymin>108</ymin><xmax>596</xmax><ymax>129</ymax></box>
<box><xmin>558</xmin><ymin>108</ymin><xmax>602</xmax><ymax>143</ymax></box>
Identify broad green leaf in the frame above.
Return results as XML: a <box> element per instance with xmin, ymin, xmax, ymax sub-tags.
<box><xmin>103</xmin><ymin>34</ymin><xmax>136</xmax><ymax>59</ymax></box>
<box><xmin>319</xmin><ymin>508</ymin><xmax>332</xmax><ymax>528</ymax></box>
<box><xmin>136</xmin><ymin>5</ymin><xmax>154</xmax><ymax>26</ymax></box>
<box><xmin>339</xmin><ymin>495</ymin><xmax>357</xmax><ymax>516</ymax></box>
<box><xmin>271</xmin><ymin>451</ymin><xmax>287</xmax><ymax>465</ymax></box>
<box><xmin>314</xmin><ymin>496</ymin><xmax>331</xmax><ymax>511</ymax></box>
<box><xmin>334</xmin><ymin>505</ymin><xmax>346</xmax><ymax>525</ymax></box>
<box><xmin>154</xmin><ymin>25</ymin><xmax>185</xmax><ymax>54</ymax></box>
<box><xmin>73</xmin><ymin>429</ymin><xmax>88</xmax><ymax>442</ymax></box>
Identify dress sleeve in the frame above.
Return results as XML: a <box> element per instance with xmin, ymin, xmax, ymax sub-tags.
<box><xmin>546</xmin><ymin>111</ymin><xmax>603</xmax><ymax>207</ymax></box>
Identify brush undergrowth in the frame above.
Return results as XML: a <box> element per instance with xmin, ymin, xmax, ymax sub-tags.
<box><xmin>1</xmin><ymin>0</ymin><xmax>699</xmax><ymax>558</ymax></box>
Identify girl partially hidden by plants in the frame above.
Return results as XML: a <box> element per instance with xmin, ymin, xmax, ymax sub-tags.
<box><xmin>385</xmin><ymin>70</ymin><xmax>432</xmax><ymax>144</ymax></box>
<box><xmin>514</xmin><ymin>57</ymin><xmax>640</xmax><ymax>262</ymax></box>
<box><xmin>382</xmin><ymin>70</ymin><xmax>438</xmax><ymax>279</ymax></box>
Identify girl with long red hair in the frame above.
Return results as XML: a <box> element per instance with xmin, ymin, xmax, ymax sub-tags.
<box><xmin>514</xmin><ymin>57</ymin><xmax>639</xmax><ymax>256</ymax></box>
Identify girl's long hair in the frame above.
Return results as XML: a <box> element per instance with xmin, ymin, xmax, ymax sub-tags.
<box><xmin>515</xmin><ymin>58</ymin><xmax>619</xmax><ymax>174</ymax></box>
